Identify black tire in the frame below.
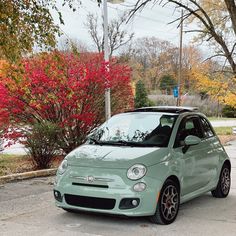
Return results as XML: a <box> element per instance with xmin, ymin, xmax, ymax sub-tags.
<box><xmin>149</xmin><ymin>179</ymin><xmax>180</xmax><ymax>225</ymax></box>
<box><xmin>211</xmin><ymin>164</ymin><xmax>231</xmax><ymax>198</ymax></box>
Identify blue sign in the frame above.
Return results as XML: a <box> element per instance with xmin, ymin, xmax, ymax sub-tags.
<box><xmin>173</xmin><ymin>86</ymin><xmax>179</xmax><ymax>98</ymax></box>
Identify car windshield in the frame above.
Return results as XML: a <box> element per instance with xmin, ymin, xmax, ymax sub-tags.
<box><xmin>89</xmin><ymin>112</ymin><xmax>178</xmax><ymax>147</ymax></box>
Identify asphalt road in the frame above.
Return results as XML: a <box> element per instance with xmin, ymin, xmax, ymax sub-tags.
<box><xmin>210</xmin><ymin>119</ymin><xmax>236</xmax><ymax>127</ymax></box>
<box><xmin>0</xmin><ymin>141</ymin><xmax>236</xmax><ymax>236</ymax></box>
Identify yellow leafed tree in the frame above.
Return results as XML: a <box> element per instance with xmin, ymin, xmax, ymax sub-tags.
<box><xmin>192</xmin><ymin>69</ymin><xmax>236</xmax><ymax>108</ymax></box>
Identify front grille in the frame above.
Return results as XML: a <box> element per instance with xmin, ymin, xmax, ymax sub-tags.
<box><xmin>72</xmin><ymin>182</ymin><xmax>108</xmax><ymax>188</ymax></box>
<box><xmin>64</xmin><ymin>194</ymin><xmax>116</xmax><ymax>210</ymax></box>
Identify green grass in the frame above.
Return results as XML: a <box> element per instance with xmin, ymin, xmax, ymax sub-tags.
<box><xmin>214</xmin><ymin>126</ymin><xmax>233</xmax><ymax>135</ymax></box>
<box><xmin>208</xmin><ymin>117</ymin><xmax>236</xmax><ymax>121</ymax></box>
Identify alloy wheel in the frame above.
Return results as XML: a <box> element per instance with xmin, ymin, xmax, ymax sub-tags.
<box><xmin>221</xmin><ymin>167</ymin><xmax>230</xmax><ymax>195</ymax></box>
<box><xmin>160</xmin><ymin>185</ymin><xmax>179</xmax><ymax>221</ymax></box>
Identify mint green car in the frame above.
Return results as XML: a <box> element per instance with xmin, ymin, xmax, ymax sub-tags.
<box><xmin>54</xmin><ymin>106</ymin><xmax>231</xmax><ymax>224</ymax></box>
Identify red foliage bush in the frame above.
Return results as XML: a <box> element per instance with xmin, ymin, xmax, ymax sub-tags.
<box><xmin>0</xmin><ymin>51</ymin><xmax>134</xmax><ymax>154</ymax></box>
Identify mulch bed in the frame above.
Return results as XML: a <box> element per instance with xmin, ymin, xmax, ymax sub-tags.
<box><xmin>218</xmin><ymin>135</ymin><xmax>236</xmax><ymax>145</ymax></box>
<box><xmin>0</xmin><ymin>155</ymin><xmax>64</xmax><ymax>177</ymax></box>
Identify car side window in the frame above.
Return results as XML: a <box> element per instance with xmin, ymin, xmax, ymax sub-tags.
<box><xmin>174</xmin><ymin>116</ymin><xmax>203</xmax><ymax>148</ymax></box>
<box><xmin>200</xmin><ymin>117</ymin><xmax>215</xmax><ymax>138</ymax></box>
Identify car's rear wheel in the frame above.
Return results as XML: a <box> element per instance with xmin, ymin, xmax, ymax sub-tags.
<box><xmin>211</xmin><ymin>164</ymin><xmax>231</xmax><ymax>198</ymax></box>
<box><xmin>149</xmin><ymin>179</ymin><xmax>180</xmax><ymax>225</ymax></box>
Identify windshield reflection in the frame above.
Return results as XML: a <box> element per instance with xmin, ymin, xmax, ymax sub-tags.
<box><xmin>88</xmin><ymin>112</ymin><xmax>178</xmax><ymax>147</ymax></box>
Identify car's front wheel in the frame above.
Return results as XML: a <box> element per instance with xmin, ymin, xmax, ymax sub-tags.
<box><xmin>149</xmin><ymin>179</ymin><xmax>180</xmax><ymax>225</ymax></box>
<box><xmin>211</xmin><ymin>164</ymin><xmax>231</xmax><ymax>198</ymax></box>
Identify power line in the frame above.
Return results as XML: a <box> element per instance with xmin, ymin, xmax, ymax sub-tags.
<box><xmin>107</xmin><ymin>5</ymin><xmax>168</xmax><ymax>24</ymax></box>
<box><xmin>58</xmin><ymin>0</ymin><xmax>183</xmax><ymax>46</ymax></box>
<box><xmin>61</xmin><ymin>0</ymin><xmax>182</xmax><ymax>35</ymax></box>
<box><xmin>121</xmin><ymin>0</ymin><xmax>175</xmax><ymax>11</ymax></box>
<box><xmin>107</xmin><ymin>5</ymin><xmax>179</xmax><ymax>35</ymax></box>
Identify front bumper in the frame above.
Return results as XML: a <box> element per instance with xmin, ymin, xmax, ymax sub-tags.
<box><xmin>54</xmin><ymin>165</ymin><xmax>162</xmax><ymax>217</ymax></box>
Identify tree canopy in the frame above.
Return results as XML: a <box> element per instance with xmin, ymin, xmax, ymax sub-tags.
<box><xmin>0</xmin><ymin>0</ymin><xmax>79</xmax><ymax>62</ymax></box>
<box><xmin>129</xmin><ymin>0</ymin><xmax>236</xmax><ymax>76</ymax></box>
<box><xmin>134</xmin><ymin>80</ymin><xmax>149</xmax><ymax>108</ymax></box>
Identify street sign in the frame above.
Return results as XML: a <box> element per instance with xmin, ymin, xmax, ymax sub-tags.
<box><xmin>173</xmin><ymin>86</ymin><xmax>179</xmax><ymax>98</ymax></box>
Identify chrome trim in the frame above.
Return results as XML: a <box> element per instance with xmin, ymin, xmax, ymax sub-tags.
<box><xmin>95</xmin><ymin>177</ymin><xmax>114</xmax><ymax>182</ymax></box>
<box><xmin>69</xmin><ymin>175</ymin><xmax>114</xmax><ymax>182</ymax></box>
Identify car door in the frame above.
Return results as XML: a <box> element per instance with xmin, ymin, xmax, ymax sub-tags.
<box><xmin>198</xmin><ymin>116</ymin><xmax>220</xmax><ymax>185</ymax></box>
<box><xmin>173</xmin><ymin>115</ymin><xmax>210</xmax><ymax>196</ymax></box>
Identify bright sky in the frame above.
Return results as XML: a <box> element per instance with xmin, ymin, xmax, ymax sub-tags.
<box><xmin>53</xmin><ymin>0</ymin><xmax>198</xmax><ymax>50</ymax></box>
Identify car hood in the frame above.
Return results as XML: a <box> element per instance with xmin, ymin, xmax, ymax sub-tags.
<box><xmin>66</xmin><ymin>144</ymin><xmax>170</xmax><ymax>169</ymax></box>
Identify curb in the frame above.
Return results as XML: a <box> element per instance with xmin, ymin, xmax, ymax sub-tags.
<box><xmin>0</xmin><ymin>168</ymin><xmax>57</xmax><ymax>184</ymax></box>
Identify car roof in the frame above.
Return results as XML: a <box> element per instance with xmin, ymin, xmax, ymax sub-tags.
<box><xmin>128</xmin><ymin>106</ymin><xmax>199</xmax><ymax>114</ymax></box>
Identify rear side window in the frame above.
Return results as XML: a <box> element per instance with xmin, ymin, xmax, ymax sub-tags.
<box><xmin>200</xmin><ymin>117</ymin><xmax>215</xmax><ymax>138</ymax></box>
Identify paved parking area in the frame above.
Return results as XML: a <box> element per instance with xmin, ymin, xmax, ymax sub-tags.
<box><xmin>0</xmin><ymin>141</ymin><xmax>236</xmax><ymax>236</ymax></box>
<box><xmin>210</xmin><ymin>119</ymin><xmax>236</xmax><ymax>127</ymax></box>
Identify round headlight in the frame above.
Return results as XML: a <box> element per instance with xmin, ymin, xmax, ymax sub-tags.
<box><xmin>58</xmin><ymin>159</ymin><xmax>68</xmax><ymax>175</ymax></box>
<box><xmin>127</xmin><ymin>164</ymin><xmax>147</xmax><ymax>180</ymax></box>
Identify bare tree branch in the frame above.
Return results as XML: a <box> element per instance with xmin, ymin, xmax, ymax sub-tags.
<box><xmin>128</xmin><ymin>0</ymin><xmax>236</xmax><ymax>75</ymax></box>
<box><xmin>203</xmin><ymin>54</ymin><xmax>226</xmax><ymax>62</ymax></box>
<box><xmin>85</xmin><ymin>12</ymin><xmax>134</xmax><ymax>58</ymax></box>
<box><xmin>85</xmin><ymin>14</ymin><xmax>102</xmax><ymax>53</ymax></box>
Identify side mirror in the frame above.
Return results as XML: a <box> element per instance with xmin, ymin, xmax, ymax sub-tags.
<box><xmin>184</xmin><ymin>135</ymin><xmax>201</xmax><ymax>146</ymax></box>
<box><xmin>182</xmin><ymin>135</ymin><xmax>201</xmax><ymax>154</ymax></box>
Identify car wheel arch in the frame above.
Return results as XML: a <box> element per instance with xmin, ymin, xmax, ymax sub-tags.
<box><xmin>165</xmin><ymin>175</ymin><xmax>181</xmax><ymax>193</ymax></box>
<box><xmin>223</xmin><ymin>160</ymin><xmax>231</xmax><ymax>171</ymax></box>
<box><xmin>214</xmin><ymin>159</ymin><xmax>231</xmax><ymax>187</ymax></box>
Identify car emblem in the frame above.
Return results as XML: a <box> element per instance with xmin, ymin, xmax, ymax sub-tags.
<box><xmin>86</xmin><ymin>176</ymin><xmax>95</xmax><ymax>183</ymax></box>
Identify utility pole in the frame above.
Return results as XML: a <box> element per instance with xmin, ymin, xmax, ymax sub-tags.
<box><xmin>177</xmin><ymin>10</ymin><xmax>183</xmax><ymax>106</ymax></box>
<box><xmin>103</xmin><ymin>0</ymin><xmax>124</xmax><ymax>120</ymax></box>
<box><xmin>103</xmin><ymin>0</ymin><xmax>111</xmax><ymax>120</ymax></box>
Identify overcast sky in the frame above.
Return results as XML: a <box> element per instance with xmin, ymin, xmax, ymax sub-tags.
<box><xmin>52</xmin><ymin>0</ymin><xmax>203</xmax><ymax>53</ymax></box>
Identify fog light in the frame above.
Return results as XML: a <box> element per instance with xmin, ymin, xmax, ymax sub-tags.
<box><xmin>119</xmin><ymin>198</ymin><xmax>140</xmax><ymax>209</ymax></box>
<box><xmin>54</xmin><ymin>190</ymin><xmax>62</xmax><ymax>202</ymax></box>
<box><xmin>133</xmin><ymin>182</ymin><xmax>146</xmax><ymax>192</ymax></box>
<box><xmin>132</xmin><ymin>200</ymin><xmax>138</xmax><ymax>206</ymax></box>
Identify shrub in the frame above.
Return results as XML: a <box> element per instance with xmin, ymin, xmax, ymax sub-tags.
<box><xmin>222</xmin><ymin>105</ymin><xmax>236</xmax><ymax>118</ymax></box>
<box><xmin>0</xmin><ymin>51</ymin><xmax>134</xmax><ymax>167</ymax></box>
<box><xmin>24</xmin><ymin>122</ymin><xmax>61</xmax><ymax>169</ymax></box>
<box><xmin>135</xmin><ymin>80</ymin><xmax>152</xmax><ymax>108</ymax></box>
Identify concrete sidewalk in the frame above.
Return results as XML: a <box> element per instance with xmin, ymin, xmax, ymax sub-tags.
<box><xmin>224</xmin><ymin>139</ymin><xmax>236</xmax><ymax>157</ymax></box>
<box><xmin>210</xmin><ymin>119</ymin><xmax>236</xmax><ymax>127</ymax></box>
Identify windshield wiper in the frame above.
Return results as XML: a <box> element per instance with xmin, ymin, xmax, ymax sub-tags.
<box><xmin>111</xmin><ymin>140</ymin><xmax>131</xmax><ymax>146</ymax></box>
<box><xmin>108</xmin><ymin>140</ymin><xmax>162</xmax><ymax>147</ymax></box>
<box><xmin>89</xmin><ymin>139</ymin><xmax>160</xmax><ymax>147</ymax></box>
<box><xmin>105</xmin><ymin>140</ymin><xmax>143</xmax><ymax>147</ymax></box>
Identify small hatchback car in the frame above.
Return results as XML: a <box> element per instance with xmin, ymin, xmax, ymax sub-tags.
<box><xmin>54</xmin><ymin>106</ymin><xmax>231</xmax><ymax>224</ymax></box>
